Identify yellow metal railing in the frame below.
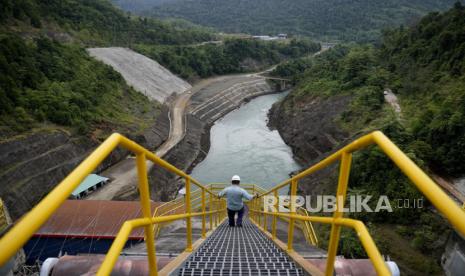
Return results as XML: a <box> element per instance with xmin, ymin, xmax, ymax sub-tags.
<box><xmin>2</xmin><ymin>131</ymin><xmax>464</xmax><ymax>275</ymax></box>
<box><xmin>209</xmin><ymin>183</ymin><xmax>319</xmax><ymax>246</ymax></box>
<box><xmin>0</xmin><ymin>133</ymin><xmax>226</xmax><ymax>276</ymax></box>
<box><xmin>249</xmin><ymin>131</ymin><xmax>465</xmax><ymax>276</ymax></box>
<box><xmin>151</xmin><ymin>185</ymin><xmax>226</xmax><ymax>237</ymax></box>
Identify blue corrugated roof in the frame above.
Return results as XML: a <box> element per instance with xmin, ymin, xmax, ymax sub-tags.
<box><xmin>72</xmin><ymin>174</ymin><xmax>109</xmax><ymax>196</ymax></box>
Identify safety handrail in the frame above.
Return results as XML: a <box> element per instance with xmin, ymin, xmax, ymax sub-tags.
<box><xmin>150</xmin><ymin>183</ymin><xmax>235</xmax><ymax>238</ymax></box>
<box><xmin>261</xmin><ymin>201</ymin><xmax>319</xmax><ymax>247</ymax></box>
<box><xmin>250</xmin><ymin>131</ymin><xmax>465</xmax><ymax>276</ymax></box>
<box><xmin>0</xmin><ymin>133</ymin><xmax>227</xmax><ymax>276</ymax></box>
<box><xmin>210</xmin><ymin>183</ymin><xmax>320</xmax><ymax>246</ymax></box>
<box><xmin>296</xmin><ymin>207</ymin><xmax>319</xmax><ymax>246</ymax></box>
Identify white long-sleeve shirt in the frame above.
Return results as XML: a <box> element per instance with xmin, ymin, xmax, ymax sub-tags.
<box><xmin>218</xmin><ymin>185</ymin><xmax>254</xmax><ymax>211</ymax></box>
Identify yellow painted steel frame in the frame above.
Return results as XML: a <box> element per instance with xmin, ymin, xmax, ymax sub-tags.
<box><xmin>249</xmin><ymin>131</ymin><xmax>465</xmax><ymax>276</ymax></box>
<box><xmin>210</xmin><ymin>183</ymin><xmax>319</xmax><ymax>246</ymax></box>
<box><xmin>150</xmin><ymin>184</ymin><xmax>231</xmax><ymax>237</ymax></box>
<box><xmin>0</xmin><ymin>133</ymin><xmax>226</xmax><ymax>275</ymax></box>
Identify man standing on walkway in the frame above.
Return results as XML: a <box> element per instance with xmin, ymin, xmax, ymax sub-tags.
<box><xmin>218</xmin><ymin>175</ymin><xmax>256</xmax><ymax>227</ymax></box>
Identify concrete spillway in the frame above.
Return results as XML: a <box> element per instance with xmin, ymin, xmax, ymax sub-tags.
<box><xmin>87</xmin><ymin>47</ymin><xmax>191</xmax><ymax>103</ymax></box>
<box><xmin>189</xmin><ymin>76</ymin><xmax>274</xmax><ymax>124</ymax></box>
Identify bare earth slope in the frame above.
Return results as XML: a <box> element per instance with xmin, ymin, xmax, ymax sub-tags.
<box><xmin>87</xmin><ymin>47</ymin><xmax>191</xmax><ymax>103</ymax></box>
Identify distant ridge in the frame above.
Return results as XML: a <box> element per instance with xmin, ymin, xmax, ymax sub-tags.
<box><xmin>125</xmin><ymin>0</ymin><xmax>460</xmax><ymax>41</ymax></box>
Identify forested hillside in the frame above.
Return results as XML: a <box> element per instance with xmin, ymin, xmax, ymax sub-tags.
<box><xmin>124</xmin><ymin>0</ymin><xmax>460</xmax><ymax>42</ymax></box>
<box><xmin>112</xmin><ymin>0</ymin><xmax>171</xmax><ymax>12</ymax></box>
<box><xmin>0</xmin><ymin>0</ymin><xmax>181</xmax><ymax>138</ymax></box>
<box><xmin>0</xmin><ymin>35</ymin><xmax>161</xmax><ymax>138</ymax></box>
<box><xmin>275</xmin><ymin>2</ymin><xmax>465</xmax><ymax>177</ymax></box>
<box><xmin>0</xmin><ymin>0</ymin><xmax>213</xmax><ymax>46</ymax></box>
<box><xmin>270</xmin><ymin>3</ymin><xmax>465</xmax><ymax>274</ymax></box>
<box><xmin>134</xmin><ymin>38</ymin><xmax>320</xmax><ymax>79</ymax></box>
<box><xmin>0</xmin><ymin>0</ymin><xmax>320</xmax><ymax>137</ymax></box>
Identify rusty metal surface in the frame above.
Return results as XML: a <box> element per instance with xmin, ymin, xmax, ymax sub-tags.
<box><xmin>34</xmin><ymin>200</ymin><xmax>161</xmax><ymax>239</ymax></box>
<box><xmin>51</xmin><ymin>255</ymin><xmax>174</xmax><ymax>276</ymax></box>
<box><xmin>307</xmin><ymin>258</ymin><xmax>377</xmax><ymax>276</ymax></box>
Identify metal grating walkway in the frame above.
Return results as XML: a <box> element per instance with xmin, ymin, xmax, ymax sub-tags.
<box><xmin>178</xmin><ymin>219</ymin><xmax>304</xmax><ymax>275</ymax></box>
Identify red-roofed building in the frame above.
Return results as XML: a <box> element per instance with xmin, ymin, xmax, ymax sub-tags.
<box><xmin>23</xmin><ymin>200</ymin><xmax>161</xmax><ymax>264</ymax></box>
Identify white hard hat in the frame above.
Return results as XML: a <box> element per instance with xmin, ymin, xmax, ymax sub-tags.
<box><xmin>231</xmin><ymin>175</ymin><xmax>241</xmax><ymax>181</ymax></box>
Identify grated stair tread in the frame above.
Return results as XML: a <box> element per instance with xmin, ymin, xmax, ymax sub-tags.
<box><xmin>177</xmin><ymin>219</ymin><xmax>304</xmax><ymax>275</ymax></box>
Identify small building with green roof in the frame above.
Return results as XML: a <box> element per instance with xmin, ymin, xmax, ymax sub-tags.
<box><xmin>71</xmin><ymin>174</ymin><xmax>109</xmax><ymax>199</ymax></box>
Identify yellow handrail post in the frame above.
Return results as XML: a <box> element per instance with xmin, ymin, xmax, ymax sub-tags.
<box><xmin>252</xmin><ymin>186</ymin><xmax>256</xmax><ymax>223</ymax></box>
<box><xmin>136</xmin><ymin>153</ymin><xmax>158</xmax><ymax>276</ymax></box>
<box><xmin>219</xmin><ymin>200</ymin><xmax>223</xmax><ymax>221</ymax></box>
<box><xmin>215</xmin><ymin>199</ymin><xmax>219</xmax><ymax>227</ymax></box>
<box><xmin>223</xmin><ymin>200</ymin><xmax>227</xmax><ymax>220</ymax></box>
<box><xmin>250</xmin><ymin>199</ymin><xmax>253</xmax><ymax>223</ymax></box>
<box><xmin>257</xmin><ymin>198</ymin><xmax>261</xmax><ymax>226</ymax></box>
<box><xmin>185</xmin><ymin>177</ymin><xmax>193</xmax><ymax>252</ymax></box>
<box><xmin>257</xmin><ymin>197</ymin><xmax>260</xmax><ymax>224</ymax></box>
<box><xmin>251</xmin><ymin>198</ymin><xmax>255</xmax><ymax>223</ymax></box>
<box><xmin>219</xmin><ymin>200</ymin><xmax>223</xmax><ymax>222</ymax></box>
<box><xmin>209</xmin><ymin>192</ymin><xmax>213</xmax><ymax>230</ymax></box>
<box><xmin>250</xmin><ymin>199</ymin><xmax>257</xmax><ymax>222</ymax></box>
<box><xmin>256</xmin><ymin>196</ymin><xmax>260</xmax><ymax>223</ymax></box>
<box><xmin>287</xmin><ymin>181</ymin><xmax>297</xmax><ymax>252</ymax></box>
<box><xmin>263</xmin><ymin>196</ymin><xmax>267</xmax><ymax>231</ymax></box>
<box><xmin>325</xmin><ymin>152</ymin><xmax>352</xmax><ymax>276</ymax></box>
<box><xmin>272</xmin><ymin>190</ymin><xmax>278</xmax><ymax>240</ymax></box>
<box><xmin>201</xmin><ymin>189</ymin><xmax>206</xmax><ymax>238</ymax></box>
<box><xmin>224</xmin><ymin>200</ymin><xmax>227</xmax><ymax>220</ymax></box>
<box><xmin>252</xmin><ymin>198</ymin><xmax>256</xmax><ymax>223</ymax></box>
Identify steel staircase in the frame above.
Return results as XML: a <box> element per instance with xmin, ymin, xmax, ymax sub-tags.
<box><xmin>178</xmin><ymin>219</ymin><xmax>304</xmax><ymax>275</ymax></box>
<box><xmin>2</xmin><ymin>132</ymin><xmax>465</xmax><ymax>276</ymax></box>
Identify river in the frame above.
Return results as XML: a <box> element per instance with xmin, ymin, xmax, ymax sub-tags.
<box><xmin>191</xmin><ymin>92</ymin><xmax>301</xmax><ymax>190</ymax></box>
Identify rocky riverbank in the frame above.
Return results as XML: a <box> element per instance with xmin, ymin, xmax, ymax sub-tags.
<box><xmin>268</xmin><ymin>92</ymin><xmax>353</xmax><ymax>195</ymax></box>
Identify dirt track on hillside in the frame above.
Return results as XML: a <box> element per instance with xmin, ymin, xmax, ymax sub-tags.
<box><xmin>87</xmin><ymin>71</ymin><xmax>273</xmax><ymax>200</ymax></box>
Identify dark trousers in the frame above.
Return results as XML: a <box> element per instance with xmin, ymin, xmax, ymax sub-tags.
<box><xmin>227</xmin><ymin>207</ymin><xmax>244</xmax><ymax>226</ymax></box>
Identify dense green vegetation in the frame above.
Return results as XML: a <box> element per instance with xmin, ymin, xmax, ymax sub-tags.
<box><xmin>127</xmin><ymin>0</ymin><xmax>459</xmax><ymax>42</ymax></box>
<box><xmin>135</xmin><ymin>38</ymin><xmax>320</xmax><ymax>80</ymax></box>
<box><xmin>1</xmin><ymin>0</ymin><xmax>213</xmax><ymax>46</ymax></box>
<box><xmin>1</xmin><ymin>0</ymin><xmax>215</xmax><ymax>138</ymax></box>
<box><xmin>0</xmin><ymin>0</ymin><xmax>320</xmax><ymax>134</ymax></box>
<box><xmin>0</xmin><ymin>0</ymin><xmax>321</xmax><ymax>136</ymax></box>
<box><xmin>276</xmin><ymin>2</ymin><xmax>465</xmax><ymax>179</ymax></box>
<box><xmin>273</xmin><ymin>3</ymin><xmax>465</xmax><ymax>274</ymax></box>
<box><xmin>380</xmin><ymin>3</ymin><xmax>465</xmax><ymax>176</ymax></box>
<box><xmin>112</xmin><ymin>0</ymin><xmax>170</xmax><ymax>13</ymax></box>
<box><xmin>0</xmin><ymin>34</ymin><xmax>159</xmax><ymax>138</ymax></box>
